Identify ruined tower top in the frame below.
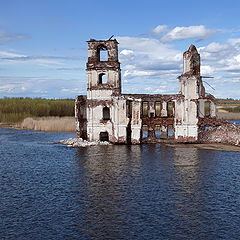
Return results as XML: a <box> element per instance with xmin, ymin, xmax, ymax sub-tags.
<box><xmin>87</xmin><ymin>39</ymin><xmax>120</xmax><ymax>69</ymax></box>
<box><xmin>86</xmin><ymin>38</ymin><xmax>122</xmax><ymax>98</ymax></box>
<box><xmin>183</xmin><ymin>44</ymin><xmax>200</xmax><ymax>76</ymax></box>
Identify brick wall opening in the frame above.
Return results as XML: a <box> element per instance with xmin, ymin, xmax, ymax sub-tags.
<box><xmin>99</xmin><ymin>73</ymin><xmax>107</xmax><ymax>84</ymax></box>
<box><xmin>97</xmin><ymin>45</ymin><xmax>108</xmax><ymax>61</ymax></box>
<box><xmin>103</xmin><ymin>107</ymin><xmax>110</xmax><ymax>120</ymax></box>
<box><xmin>100</xmin><ymin>132</ymin><xmax>109</xmax><ymax>141</ymax></box>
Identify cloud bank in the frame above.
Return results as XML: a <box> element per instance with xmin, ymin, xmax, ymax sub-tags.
<box><xmin>1</xmin><ymin>25</ymin><xmax>240</xmax><ymax>99</ymax></box>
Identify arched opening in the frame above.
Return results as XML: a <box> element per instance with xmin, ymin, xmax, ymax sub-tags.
<box><xmin>204</xmin><ymin>125</ymin><xmax>210</xmax><ymax>131</ymax></box>
<box><xmin>167</xmin><ymin>101</ymin><xmax>174</xmax><ymax>117</ymax></box>
<box><xmin>103</xmin><ymin>106</ymin><xmax>110</xmax><ymax>120</ymax></box>
<box><xmin>100</xmin><ymin>132</ymin><xmax>109</xmax><ymax>142</ymax></box>
<box><xmin>97</xmin><ymin>45</ymin><xmax>108</xmax><ymax>61</ymax></box>
<box><xmin>99</xmin><ymin>73</ymin><xmax>107</xmax><ymax>84</ymax></box>
<box><xmin>142</xmin><ymin>102</ymin><xmax>148</xmax><ymax>116</ymax></box>
<box><xmin>155</xmin><ymin>102</ymin><xmax>161</xmax><ymax>116</ymax></box>
<box><xmin>204</xmin><ymin>101</ymin><xmax>211</xmax><ymax>116</ymax></box>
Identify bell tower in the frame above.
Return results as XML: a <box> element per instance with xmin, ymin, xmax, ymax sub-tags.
<box><xmin>176</xmin><ymin>44</ymin><xmax>204</xmax><ymax>141</ymax></box>
<box><xmin>86</xmin><ymin>38</ymin><xmax>122</xmax><ymax>142</ymax></box>
<box><xmin>86</xmin><ymin>39</ymin><xmax>121</xmax><ymax>100</ymax></box>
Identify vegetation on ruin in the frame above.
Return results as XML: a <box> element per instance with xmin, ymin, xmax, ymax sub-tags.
<box><xmin>0</xmin><ymin>98</ymin><xmax>75</xmax><ymax>123</ymax></box>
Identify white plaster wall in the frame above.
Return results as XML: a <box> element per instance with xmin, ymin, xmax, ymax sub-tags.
<box><xmin>181</xmin><ymin>76</ymin><xmax>198</xmax><ymax>100</ymax></box>
<box><xmin>183</xmin><ymin>53</ymin><xmax>191</xmax><ymax>74</ymax></box>
<box><xmin>210</xmin><ymin>101</ymin><xmax>216</xmax><ymax>117</ymax></box>
<box><xmin>175</xmin><ymin>125</ymin><xmax>198</xmax><ymax>140</ymax></box>
<box><xmin>174</xmin><ymin>100</ymin><xmax>183</xmax><ymax>121</ymax></box>
<box><xmin>87</xmin><ymin>90</ymin><xmax>114</xmax><ymax>100</ymax></box>
<box><xmin>161</xmin><ymin>101</ymin><xmax>167</xmax><ymax>117</ymax></box>
<box><xmin>87</xmin><ymin>104</ymin><xmax>113</xmax><ymax>141</ymax></box>
<box><xmin>131</xmin><ymin>99</ymin><xmax>142</xmax><ymax>143</ymax></box>
<box><xmin>87</xmin><ymin>70</ymin><xmax>98</xmax><ymax>87</ymax></box>
<box><xmin>112</xmin><ymin>97</ymin><xmax>128</xmax><ymax>142</ymax></box>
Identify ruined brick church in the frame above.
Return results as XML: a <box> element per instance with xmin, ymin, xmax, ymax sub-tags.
<box><xmin>75</xmin><ymin>38</ymin><xmax>220</xmax><ymax>144</ymax></box>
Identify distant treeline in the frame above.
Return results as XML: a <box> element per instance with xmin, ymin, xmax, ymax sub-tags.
<box><xmin>216</xmin><ymin>98</ymin><xmax>240</xmax><ymax>105</ymax></box>
<box><xmin>0</xmin><ymin>98</ymin><xmax>75</xmax><ymax>123</ymax></box>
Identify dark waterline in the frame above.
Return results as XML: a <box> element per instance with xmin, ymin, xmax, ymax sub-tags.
<box><xmin>0</xmin><ymin>128</ymin><xmax>240</xmax><ymax>239</ymax></box>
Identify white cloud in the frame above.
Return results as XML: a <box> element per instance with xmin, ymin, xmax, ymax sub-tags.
<box><xmin>0</xmin><ymin>84</ymin><xmax>17</xmax><ymax>93</ymax></box>
<box><xmin>120</xmin><ymin>49</ymin><xmax>134</xmax><ymax>55</ymax></box>
<box><xmin>116</xmin><ymin>32</ymin><xmax>240</xmax><ymax>97</ymax></box>
<box><xmin>201</xmin><ymin>65</ymin><xmax>215</xmax><ymax>75</ymax></box>
<box><xmin>118</xmin><ymin>36</ymin><xmax>179</xmax><ymax>60</ymax></box>
<box><xmin>161</xmin><ymin>25</ymin><xmax>215</xmax><ymax>42</ymax></box>
<box><xmin>0</xmin><ymin>51</ymin><xmax>25</xmax><ymax>58</ymax></box>
<box><xmin>120</xmin><ymin>49</ymin><xmax>135</xmax><ymax>62</ymax></box>
<box><xmin>154</xmin><ymin>88</ymin><xmax>166</xmax><ymax>93</ymax></box>
<box><xmin>0</xmin><ymin>30</ymin><xmax>26</xmax><ymax>43</ymax></box>
<box><xmin>145</xmin><ymin>87</ymin><xmax>152</xmax><ymax>91</ymax></box>
<box><xmin>198</xmin><ymin>42</ymin><xmax>229</xmax><ymax>56</ymax></box>
<box><xmin>151</xmin><ymin>25</ymin><xmax>167</xmax><ymax>36</ymax></box>
<box><xmin>0</xmin><ymin>50</ymin><xmax>67</xmax><ymax>66</ymax></box>
<box><xmin>1</xmin><ymin>25</ymin><xmax>240</xmax><ymax>98</ymax></box>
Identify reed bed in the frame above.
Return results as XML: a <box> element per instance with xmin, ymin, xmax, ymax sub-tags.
<box><xmin>216</xmin><ymin>112</ymin><xmax>240</xmax><ymax>120</ymax></box>
<box><xmin>20</xmin><ymin>117</ymin><xmax>75</xmax><ymax>132</ymax></box>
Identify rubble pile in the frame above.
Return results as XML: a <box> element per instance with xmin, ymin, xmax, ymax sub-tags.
<box><xmin>59</xmin><ymin>138</ymin><xmax>110</xmax><ymax>147</ymax></box>
<box><xmin>199</xmin><ymin>123</ymin><xmax>240</xmax><ymax>145</ymax></box>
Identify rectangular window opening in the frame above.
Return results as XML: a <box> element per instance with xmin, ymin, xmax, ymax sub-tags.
<box><xmin>142</xmin><ymin>102</ymin><xmax>148</xmax><ymax>116</ymax></box>
<box><xmin>155</xmin><ymin>102</ymin><xmax>161</xmax><ymax>116</ymax></box>
<box><xmin>126</xmin><ymin>101</ymin><xmax>132</xmax><ymax>118</ymax></box>
<box><xmin>167</xmin><ymin>102</ymin><xmax>174</xmax><ymax>117</ymax></box>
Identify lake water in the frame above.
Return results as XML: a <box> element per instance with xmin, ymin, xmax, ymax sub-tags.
<box><xmin>0</xmin><ymin>128</ymin><xmax>240</xmax><ymax>239</ymax></box>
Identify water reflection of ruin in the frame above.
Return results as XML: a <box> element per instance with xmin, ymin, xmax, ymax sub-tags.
<box><xmin>75</xmin><ymin>145</ymin><xmax>142</xmax><ymax>239</ymax></box>
<box><xmin>172</xmin><ymin>147</ymin><xmax>217</xmax><ymax>237</ymax></box>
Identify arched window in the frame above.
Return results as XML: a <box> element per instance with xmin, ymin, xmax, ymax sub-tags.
<box><xmin>97</xmin><ymin>45</ymin><xmax>108</xmax><ymax>61</ymax></box>
<box><xmin>100</xmin><ymin>132</ymin><xmax>109</xmax><ymax>142</ymax></box>
<box><xmin>99</xmin><ymin>73</ymin><xmax>107</xmax><ymax>84</ymax></box>
<box><xmin>103</xmin><ymin>107</ymin><xmax>110</xmax><ymax>120</ymax></box>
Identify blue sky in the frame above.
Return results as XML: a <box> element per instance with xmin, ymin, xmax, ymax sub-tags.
<box><xmin>1</xmin><ymin>0</ymin><xmax>240</xmax><ymax>99</ymax></box>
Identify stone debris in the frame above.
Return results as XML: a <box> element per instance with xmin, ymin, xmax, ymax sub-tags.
<box><xmin>59</xmin><ymin>137</ymin><xmax>111</xmax><ymax>147</ymax></box>
<box><xmin>199</xmin><ymin>123</ymin><xmax>240</xmax><ymax>146</ymax></box>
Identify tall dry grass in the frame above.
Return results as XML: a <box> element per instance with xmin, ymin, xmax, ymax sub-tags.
<box><xmin>216</xmin><ymin>112</ymin><xmax>240</xmax><ymax>120</ymax></box>
<box><xmin>20</xmin><ymin>117</ymin><xmax>75</xmax><ymax>132</ymax></box>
